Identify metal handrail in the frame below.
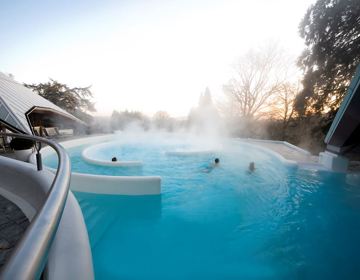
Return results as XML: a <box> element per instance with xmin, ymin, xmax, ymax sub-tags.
<box><xmin>0</xmin><ymin>133</ymin><xmax>71</xmax><ymax>279</ymax></box>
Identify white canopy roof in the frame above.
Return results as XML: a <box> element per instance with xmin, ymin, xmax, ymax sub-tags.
<box><xmin>0</xmin><ymin>72</ymin><xmax>83</xmax><ymax>134</ymax></box>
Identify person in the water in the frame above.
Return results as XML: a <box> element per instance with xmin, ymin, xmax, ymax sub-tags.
<box><xmin>248</xmin><ymin>162</ymin><xmax>255</xmax><ymax>173</ymax></box>
<box><xmin>203</xmin><ymin>158</ymin><xmax>220</xmax><ymax>173</ymax></box>
<box><xmin>112</xmin><ymin>157</ymin><xmax>117</xmax><ymax>162</ymax></box>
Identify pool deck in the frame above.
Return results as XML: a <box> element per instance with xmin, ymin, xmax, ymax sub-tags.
<box><xmin>243</xmin><ymin>139</ymin><xmax>360</xmax><ymax>173</ymax></box>
<box><xmin>242</xmin><ymin>139</ymin><xmax>320</xmax><ymax>165</ymax></box>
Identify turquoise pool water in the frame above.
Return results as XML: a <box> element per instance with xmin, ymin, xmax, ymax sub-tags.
<box><xmin>45</xmin><ymin>139</ymin><xmax>360</xmax><ymax>279</ymax></box>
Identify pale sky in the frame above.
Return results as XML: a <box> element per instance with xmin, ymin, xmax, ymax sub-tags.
<box><xmin>0</xmin><ymin>0</ymin><xmax>315</xmax><ymax>117</ymax></box>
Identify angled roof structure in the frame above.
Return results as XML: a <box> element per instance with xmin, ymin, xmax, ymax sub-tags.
<box><xmin>325</xmin><ymin>64</ymin><xmax>360</xmax><ymax>154</ymax></box>
<box><xmin>0</xmin><ymin>72</ymin><xmax>84</xmax><ymax>134</ymax></box>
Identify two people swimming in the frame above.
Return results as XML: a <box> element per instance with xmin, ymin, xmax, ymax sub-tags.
<box><xmin>203</xmin><ymin>158</ymin><xmax>255</xmax><ymax>174</ymax></box>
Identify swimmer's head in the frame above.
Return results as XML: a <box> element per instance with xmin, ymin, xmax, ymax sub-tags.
<box><xmin>249</xmin><ymin>162</ymin><xmax>255</xmax><ymax>171</ymax></box>
<box><xmin>215</xmin><ymin>158</ymin><xmax>220</xmax><ymax>164</ymax></box>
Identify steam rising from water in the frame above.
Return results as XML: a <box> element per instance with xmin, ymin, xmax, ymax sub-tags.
<box><xmin>105</xmin><ymin>89</ymin><xmax>227</xmax><ymax>153</ymax></box>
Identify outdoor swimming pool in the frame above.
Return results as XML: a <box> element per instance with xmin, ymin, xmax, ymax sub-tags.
<box><xmin>44</xmin><ymin>136</ymin><xmax>360</xmax><ymax>279</ymax></box>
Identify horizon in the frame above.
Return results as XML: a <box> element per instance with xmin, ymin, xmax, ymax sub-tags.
<box><xmin>0</xmin><ymin>0</ymin><xmax>315</xmax><ymax>117</ymax></box>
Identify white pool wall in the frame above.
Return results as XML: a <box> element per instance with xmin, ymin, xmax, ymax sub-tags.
<box><xmin>235</xmin><ymin>139</ymin><xmax>298</xmax><ymax>167</ymax></box>
<box><xmin>238</xmin><ymin>138</ymin><xmax>329</xmax><ymax>171</ymax></box>
<box><xmin>82</xmin><ymin>142</ymin><xmax>143</xmax><ymax>167</ymax></box>
<box><xmin>70</xmin><ymin>173</ymin><xmax>161</xmax><ymax>195</ymax></box>
<box><xmin>34</xmin><ymin>134</ymin><xmax>161</xmax><ymax>195</ymax></box>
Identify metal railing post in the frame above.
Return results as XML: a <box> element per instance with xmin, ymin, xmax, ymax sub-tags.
<box><xmin>35</xmin><ymin>141</ymin><xmax>43</xmax><ymax>171</ymax></box>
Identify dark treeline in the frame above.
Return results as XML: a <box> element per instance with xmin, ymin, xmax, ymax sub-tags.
<box><xmin>224</xmin><ymin>0</ymin><xmax>360</xmax><ymax>154</ymax></box>
<box><xmin>25</xmin><ymin>79</ymin><xmax>95</xmax><ymax>123</ymax></box>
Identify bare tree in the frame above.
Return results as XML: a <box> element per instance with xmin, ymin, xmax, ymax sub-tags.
<box><xmin>223</xmin><ymin>45</ymin><xmax>285</xmax><ymax>120</ymax></box>
<box><xmin>272</xmin><ymin>82</ymin><xmax>299</xmax><ymax>138</ymax></box>
<box><xmin>153</xmin><ymin>111</ymin><xmax>173</xmax><ymax>130</ymax></box>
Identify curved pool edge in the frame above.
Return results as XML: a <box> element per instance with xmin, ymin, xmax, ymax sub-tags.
<box><xmin>32</xmin><ymin>134</ymin><xmax>330</xmax><ymax>195</ymax></box>
<box><xmin>165</xmin><ymin>150</ymin><xmax>219</xmax><ymax>156</ymax></box>
<box><xmin>70</xmin><ymin>172</ymin><xmax>161</xmax><ymax>195</ymax></box>
<box><xmin>234</xmin><ymin>139</ymin><xmax>298</xmax><ymax>166</ymax></box>
<box><xmin>81</xmin><ymin>142</ymin><xmax>143</xmax><ymax>167</ymax></box>
<box><xmin>31</xmin><ymin>134</ymin><xmax>161</xmax><ymax>195</ymax></box>
<box><xmin>236</xmin><ymin>138</ymin><xmax>328</xmax><ymax>171</ymax></box>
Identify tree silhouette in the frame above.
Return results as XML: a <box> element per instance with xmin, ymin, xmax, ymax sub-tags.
<box><xmin>188</xmin><ymin>88</ymin><xmax>221</xmax><ymax>135</ymax></box>
<box><xmin>272</xmin><ymin>82</ymin><xmax>299</xmax><ymax>138</ymax></box>
<box><xmin>110</xmin><ymin>110</ymin><xmax>150</xmax><ymax>130</ymax></box>
<box><xmin>25</xmin><ymin>79</ymin><xmax>95</xmax><ymax>122</ymax></box>
<box><xmin>223</xmin><ymin>45</ymin><xmax>284</xmax><ymax>120</ymax></box>
<box><xmin>296</xmin><ymin>0</ymin><xmax>360</xmax><ymax>115</ymax></box>
<box><xmin>153</xmin><ymin>111</ymin><xmax>173</xmax><ymax>130</ymax></box>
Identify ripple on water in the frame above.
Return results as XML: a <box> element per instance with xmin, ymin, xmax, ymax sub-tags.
<box><xmin>45</xmin><ymin>138</ymin><xmax>360</xmax><ymax>279</ymax></box>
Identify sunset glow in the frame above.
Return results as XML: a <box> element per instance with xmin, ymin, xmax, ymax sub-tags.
<box><xmin>0</xmin><ymin>0</ymin><xmax>315</xmax><ymax>117</ymax></box>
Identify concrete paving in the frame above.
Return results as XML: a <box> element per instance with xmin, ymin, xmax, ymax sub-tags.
<box><xmin>243</xmin><ymin>139</ymin><xmax>319</xmax><ymax>164</ymax></box>
<box><xmin>243</xmin><ymin>139</ymin><xmax>360</xmax><ymax>173</ymax></box>
<box><xmin>0</xmin><ymin>195</ymin><xmax>29</xmax><ymax>268</ymax></box>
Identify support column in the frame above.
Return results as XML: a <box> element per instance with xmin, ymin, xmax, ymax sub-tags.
<box><xmin>319</xmin><ymin>151</ymin><xmax>349</xmax><ymax>172</ymax></box>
